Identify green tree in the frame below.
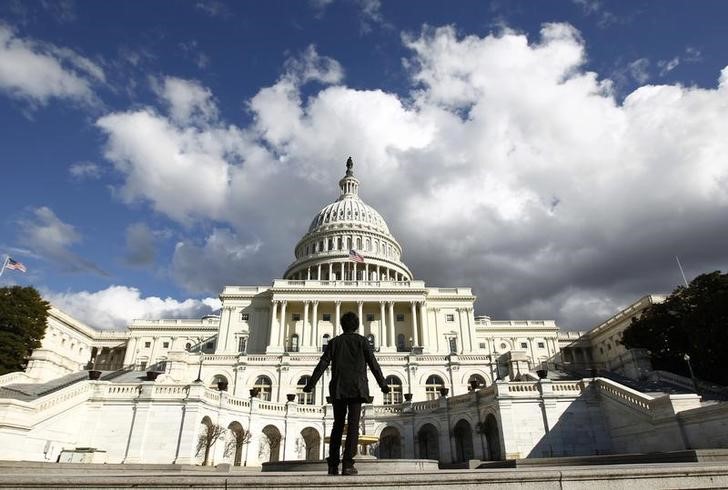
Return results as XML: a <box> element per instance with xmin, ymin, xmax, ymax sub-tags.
<box><xmin>0</xmin><ymin>286</ymin><xmax>51</xmax><ymax>375</ymax></box>
<box><xmin>622</xmin><ymin>271</ymin><xmax>728</xmax><ymax>385</ymax></box>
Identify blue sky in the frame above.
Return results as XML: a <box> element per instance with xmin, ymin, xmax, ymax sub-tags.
<box><xmin>1</xmin><ymin>0</ymin><xmax>727</xmax><ymax>330</ymax></box>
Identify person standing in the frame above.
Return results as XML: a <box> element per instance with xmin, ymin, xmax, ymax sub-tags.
<box><xmin>303</xmin><ymin>311</ymin><xmax>389</xmax><ymax>476</ymax></box>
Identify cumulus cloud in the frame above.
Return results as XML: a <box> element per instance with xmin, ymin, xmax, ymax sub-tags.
<box><xmin>0</xmin><ymin>24</ymin><xmax>102</xmax><ymax>105</ymax></box>
<box><xmin>152</xmin><ymin>76</ymin><xmax>218</xmax><ymax>124</ymax></box>
<box><xmin>172</xmin><ymin>228</ymin><xmax>264</xmax><ymax>293</ymax></box>
<box><xmin>96</xmin><ymin>24</ymin><xmax>728</xmax><ymax>329</ymax></box>
<box><xmin>19</xmin><ymin>206</ymin><xmax>107</xmax><ymax>275</ymax></box>
<box><xmin>46</xmin><ymin>285</ymin><xmax>221</xmax><ymax>330</ymax></box>
<box><xmin>124</xmin><ymin>222</ymin><xmax>159</xmax><ymax>266</ymax></box>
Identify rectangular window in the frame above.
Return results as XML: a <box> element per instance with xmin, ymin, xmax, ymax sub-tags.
<box><xmin>538</xmin><ymin>342</ymin><xmax>545</xmax><ymax>349</ymax></box>
<box><xmin>396</xmin><ymin>313</ymin><xmax>405</xmax><ymax>322</ymax></box>
<box><xmin>445</xmin><ymin>314</ymin><xmax>455</xmax><ymax>322</ymax></box>
<box><xmin>366</xmin><ymin>313</ymin><xmax>374</xmax><ymax>322</ymax></box>
<box><xmin>449</xmin><ymin>337</ymin><xmax>457</xmax><ymax>353</ymax></box>
<box><xmin>162</xmin><ymin>342</ymin><xmax>169</xmax><ymax>348</ymax></box>
<box><xmin>292</xmin><ymin>313</ymin><xmax>301</xmax><ymax>322</ymax></box>
<box><xmin>238</xmin><ymin>337</ymin><xmax>247</xmax><ymax>353</ymax></box>
<box><xmin>520</xmin><ymin>342</ymin><xmax>528</xmax><ymax>349</ymax></box>
<box><xmin>323</xmin><ymin>313</ymin><xmax>331</xmax><ymax>322</ymax></box>
<box><xmin>144</xmin><ymin>342</ymin><xmax>151</xmax><ymax>348</ymax></box>
<box><xmin>206</xmin><ymin>342</ymin><xmax>213</xmax><ymax>349</ymax></box>
<box><xmin>241</xmin><ymin>313</ymin><xmax>249</xmax><ymax>321</ymax></box>
<box><xmin>479</xmin><ymin>342</ymin><xmax>486</xmax><ymax>349</ymax></box>
<box><xmin>140</xmin><ymin>361</ymin><xmax>147</xmax><ymax>370</ymax></box>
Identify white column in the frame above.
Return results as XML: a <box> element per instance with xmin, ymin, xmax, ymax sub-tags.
<box><xmin>123</xmin><ymin>337</ymin><xmax>138</xmax><ymax>366</ymax></box>
<box><xmin>279</xmin><ymin>301</ymin><xmax>287</xmax><ymax>348</ymax></box>
<box><xmin>357</xmin><ymin>301</ymin><xmax>364</xmax><ymax>334</ymax></box>
<box><xmin>353</xmin><ymin>261</ymin><xmax>357</xmax><ymax>281</ymax></box>
<box><xmin>465</xmin><ymin>307</ymin><xmax>475</xmax><ymax>353</ymax></box>
<box><xmin>388</xmin><ymin>302</ymin><xmax>395</xmax><ymax>348</ymax></box>
<box><xmin>307</xmin><ymin>267</ymin><xmax>311</xmax><ymax>280</ymax></box>
<box><xmin>328</xmin><ymin>263</ymin><xmax>333</xmax><ymax>280</ymax></box>
<box><xmin>365</xmin><ymin>263</ymin><xmax>369</xmax><ymax>280</ymax></box>
<box><xmin>379</xmin><ymin>301</ymin><xmax>386</xmax><ymax>348</ymax></box>
<box><xmin>335</xmin><ymin>301</ymin><xmax>341</xmax><ymax>335</ymax></box>
<box><xmin>340</xmin><ymin>262</ymin><xmax>344</xmax><ymax>280</ymax></box>
<box><xmin>302</xmin><ymin>301</ymin><xmax>310</xmax><ymax>349</ymax></box>
<box><xmin>529</xmin><ymin>337</ymin><xmax>536</xmax><ymax>369</ymax></box>
<box><xmin>317</xmin><ymin>264</ymin><xmax>321</xmax><ymax>280</ymax></box>
<box><xmin>419</xmin><ymin>302</ymin><xmax>428</xmax><ymax>351</ymax></box>
<box><xmin>148</xmin><ymin>336</ymin><xmax>159</xmax><ymax>366</ymax></box>
<box><xmin>311</xmin><ymin>301</ymin><xmax>319</xmax><ymax>347</ymax></box>
<box><xmin>270</xmin><ymin>301</ymin><xmax>279</xmax><ymax>346</ymax></box>
<box><xmin>410</xmin><ymin>301</ymin><xmax>419</xmax><ymax>347</ymax></box>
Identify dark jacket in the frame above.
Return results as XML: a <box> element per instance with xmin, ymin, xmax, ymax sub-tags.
<box><xmin>307</xmin><ymin>332</ymin><xmax>387</xmax><ymax>402</ymax></box>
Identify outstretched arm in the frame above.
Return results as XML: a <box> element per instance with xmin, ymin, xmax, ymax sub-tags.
<box><xmin>364</xmin><ymin>340</ymin><xmax>389</xmax><ymax>392</ymax></box>
<box><xmin>303</xmin><ymin>345</ymin><xmax>331</xmax><ymax>392</ymax></box>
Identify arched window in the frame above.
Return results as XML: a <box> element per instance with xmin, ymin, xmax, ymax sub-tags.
<box><xmin>209</xmin><ymin>374</ymin><xmax>228</xmax><ymax>390</ymax></box>
<box><xmin>254</xmin><ymin>376</ymin><xmax>272</xmax><ymax>401</ymax></box>
<box><xmin>328</xmin><ymin>238</ymin><xmax>334</xmax><ymax>250</ymax></box>
<box><xmin>337</xmin><ymin>237</ymin><xmax>342</xmax><ymax>250</ymax></box>
<box><xmin>468</xmin><ymin>374</ymin><xmax>486</xmax><ymax>390</ymax></box>
<box><xmin>290</xmin><ymin>334</ymin><xmax>299</xmax><ymax>353</ymax></box>
<box><xmin>297</xmin><ymin>375</ymin><xmax>314</xmax><ymax>405</ymax></box>
<box><xmin>384</xmin><ymin>375</ymin><xmax>403</xmax><ymax>405</ymax></box>
<box><xmin>425</xmin><ymin>375</ymin><xmax>445</xmax><ymax>401</ymax></box>
<box><xmin>449</xmin><ymin>337</ymin><xmax>458</xmax><ymax>354</ymax></box>
<box><xmin>356</xmin><ymin>237</ymin><xmax>361</xmax><ymax>249</ymax></box>
<box><xmin>366</xmin><ymin>238</ymin><xmax>371</xmax><ymax>251</ymax></box>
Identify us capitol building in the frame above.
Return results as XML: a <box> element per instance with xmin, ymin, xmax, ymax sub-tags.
<box><xmin>1</xmin><ymin>159</ymin><xmax>726</xmax><ymax>467</ymax></box>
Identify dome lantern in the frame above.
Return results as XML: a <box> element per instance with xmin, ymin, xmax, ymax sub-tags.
<box><xmin>338</xmin><ymin>156</ymin><xmax>359</xmax><ymax>198</ymax></box>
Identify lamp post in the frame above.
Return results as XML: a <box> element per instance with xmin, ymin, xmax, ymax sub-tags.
<box><xmin>683</xmin><ymin>354</ymin><xmax>700</xmax><ymax>395</ymax></box>
<box><xmin>194</xmin><ymin>354</ymin><xmax>204</xmax><ymax>383</ymax></box>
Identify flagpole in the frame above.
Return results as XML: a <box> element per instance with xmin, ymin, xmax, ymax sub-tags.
<box><xmin>675</xmin><ymin>256</ymin><xmax>689</xmax><ymax>288</ymax></box>
<box><xmin>0</xmin><ymin>255</ymin><xmax>9</xmax><ymax>279</ymax></box>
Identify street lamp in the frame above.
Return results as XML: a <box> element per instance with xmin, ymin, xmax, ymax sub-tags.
<box><xmin>194</xmin><ymin>354</ymin><xmax>204</xmax><ymax>383</ymax></box>
<box><xmin>683</xmin><ymin>354</ymin><xmax>700</xmax><ymax>395</ymax></box>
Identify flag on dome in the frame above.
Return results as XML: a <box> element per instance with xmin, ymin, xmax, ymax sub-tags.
<box><xmin>349</xmin><ymin>249</ymin><xmax>364</xmax><ymax>263</ymax></box>
<box><xmin>4</xmin><ymin>257</ymin><xmax>27</xmax><ymax>272</ymax></box>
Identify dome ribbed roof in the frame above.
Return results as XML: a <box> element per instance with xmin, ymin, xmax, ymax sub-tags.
<box><xmin>308</xmin><ymin>197</ymin><xmax>390</xmax><ymax>234</ymax></box>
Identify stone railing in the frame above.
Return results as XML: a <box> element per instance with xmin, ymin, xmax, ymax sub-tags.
<box><xmin>36</xmin><ymin>381</ymin><xmax>94</xmax><ymax>418</ymax></box>
<box><xmin>272</xmin><ymin>279</ymin><xmax>426</xmax><ymax>289</ymax></box>
<box><xmin>0</xmin><ymin>371</ymin><xmax>31</xmax><ymax>387</ymax></box>
<box><xmin>552</xmin><ymin>382</ymin><xmax>584</xmax><ymax>393</ymax></box>
<box><xmin>294</xmin><ymin>405</ymin><xmax>325</xmax><ymax>417</ymax></box>
<box><xmin>411</xmin><ymin>399</ymin><xmax>441</xmax><ymax>412</ymax></box>
<box><xmin>595</xmin><ymin>378</ymin><xmax>653</xmax><ymax>415</ymax></box>
<box><xmin>507</xmin><ymin>382</ymin><xmax>540</xmax><ymax>393</ymax></box>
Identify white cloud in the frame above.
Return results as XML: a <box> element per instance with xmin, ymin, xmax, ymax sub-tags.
<box><xmin>0</xmin><ymin>24</ymin><xmax>102</xmax><ymax>105</ymax></box>
<box><xmin>152</xmin><ymin>76</ymin><xmax>218</xmax><ymax>124</ymax></box>
<box><xmin>68</xmin><ymin>161</ymin><xmax>101</xmax><ymax>180</ymax></box>
<box><xmin>20</xmin><ymin>206</ymin><xmax>106</xmax><ymax>275</ymax></box>
<box><xmin>282</xmin><ymin>45</ymin><xmax>344</xmax><ymax>86</ymax></box>
<box><xmin>95</xmin><ymin>24</ymin><xmax>728</xmax><ymax>328</ymax></box>
<box><xmin>46</xmin><ymin>285</ymin><xmax>220</xmax><ymax>330</ymax></box>
<box><xmin>658</xmin><ymin>56</ymin><xmax>680</xmax><ymax>76</ymax></box>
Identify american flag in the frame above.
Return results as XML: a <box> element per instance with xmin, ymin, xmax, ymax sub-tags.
<box><xmin>348</xmin><ymin>249</ymin><xmax>364</xmax><ymax>263</ymax></box>
<box><xmin>5</xmin><ymin>257</ymin><xmax>27</xmax><ymax>272</ymax></box>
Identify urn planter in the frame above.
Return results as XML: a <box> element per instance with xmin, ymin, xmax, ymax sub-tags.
<box><xmin>404</xmin><ymin>393</ymin><xmax>413</xmax><ymax>402</ymax></box>
<box><xmin>146</xmin><ymin>371</ymin><xmax>160</xmax><ymax>381</ymax></box>
<box><xmin>286</xmin><ymin>393</ymin><xmax>296</xmax><ymax>402</ymax></box>
<box><xmin>536</xmin><ymin>369</ymin><xmax>548</xmax><ymax>379</ymax></box>
<box><xmin>88</xmin><ymin>370</ymin><xmax>102</xmax><ymax>380</ymax></box>
<box><xmin>217</xmin><ymin>381</ymin><xmax>228</xmax><ymax>391</ymax></box>
<box><xmin>439</xmin><ymin>387</ymin><xmax>449</xmax><ymax>397</ymax></box>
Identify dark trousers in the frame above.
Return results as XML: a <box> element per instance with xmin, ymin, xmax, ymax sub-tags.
<box><xmin>328</xmin><ymin>399</ymin><xmax>362</xmax><ymax>465</ymax></box>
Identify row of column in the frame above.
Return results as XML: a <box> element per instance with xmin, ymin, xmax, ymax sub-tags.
<box><xmin>268</xmin><ymin>300</ymin><xmax>428</xmax><ymax>351</ymax></box>
<box><xmin>290</xmin><ymin>261</ymin><xmax>408</xmax><ymax>282</ymax></box>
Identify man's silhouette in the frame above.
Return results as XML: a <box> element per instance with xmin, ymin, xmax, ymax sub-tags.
<box><xmin>303</xmin><ymin>311</ymin><xmax>389</xmax><ymax>476</ymax></box>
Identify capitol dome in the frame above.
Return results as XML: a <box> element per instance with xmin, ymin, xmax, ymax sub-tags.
<box><xmin>284</xmin><ymin>157</ymin><xmax>412</xmax><ymax>282</ymax></box>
